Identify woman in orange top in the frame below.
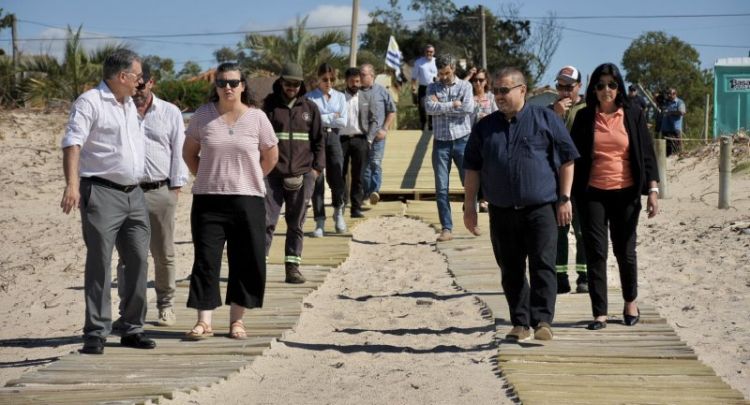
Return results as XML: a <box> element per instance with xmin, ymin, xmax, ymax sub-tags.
<box><xmin>569</xmin><ymin>63</ymin><xmax>659</xmax><ymax>331</ymax></box>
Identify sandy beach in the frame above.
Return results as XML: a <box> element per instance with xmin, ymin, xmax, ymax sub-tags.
<box><xmin>0</xmin><ymin>111</ymin><xmax>748</xmax><ymax>403</ymax></box>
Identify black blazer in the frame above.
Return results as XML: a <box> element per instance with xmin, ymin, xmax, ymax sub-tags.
<box><xmin>570</xmin><ymin>101</ymin><xmax>659</xmax><ymax>199</ymax></box>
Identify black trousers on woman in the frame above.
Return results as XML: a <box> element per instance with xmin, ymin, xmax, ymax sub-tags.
<box><xmin>187</xmin><ymin>195</ymin><xmax>266</xmax><ymax>310</ymax></box>
<box><xmin>312</xmin><ymin>129</ymin><xmax>345</xmax><ymax>220</ymax></box>
<box><xmin>577</xmin><ymin>187</ymin><xmax>641</xmax><ymax>318</ymax></box>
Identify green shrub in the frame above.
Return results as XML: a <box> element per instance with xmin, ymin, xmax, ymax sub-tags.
<box><xmin>154</xmin><ymin>80</ymin><xmax>211</xmax><ymax>112</ymax></box>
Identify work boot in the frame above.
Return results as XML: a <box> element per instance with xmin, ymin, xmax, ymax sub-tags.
<box><xmin>285</xmin><ymin>263</ymin><xmax>306</xmax><ymax>284</ymax></box>
<box><xmin>311</xmin><ymin>219</ymin><xmax>325</xmax><ymax>238</ymax></box>
<box><xmin>575</xmin><ymin>272</ymin><xmax>589</xmax><ymax>293</ymax></box>
<box><xmin>557</xmin><ymin>273</ymin><xmax>571</xmax><ymax>294</ymax></box>
<box><xmin>157</xmin><ymin>307</ymin><xmax>176</xmax><ymax>327</ymax></box>
<box><xmin>333</xmin><ymin>206</ymin><xmax>347</xmax><ymax>233</ymax></box>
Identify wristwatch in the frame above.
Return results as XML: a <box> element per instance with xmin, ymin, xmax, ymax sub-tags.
<box><xmin>558</xmin><ymin>194</ymin><xmax>570</xmax><ymax>204</ymax></box>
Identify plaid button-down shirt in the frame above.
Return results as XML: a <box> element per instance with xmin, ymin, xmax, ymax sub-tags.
<box><xmin>425</xmin><ymin>78</ymin><xmax>475</xmax><ymax>141</ymax></box>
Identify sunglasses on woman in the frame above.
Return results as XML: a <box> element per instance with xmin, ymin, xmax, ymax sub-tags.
<box><xmin>215</xmin><ymin>79</ymin><xmax>242</xmax><ymax>88</ymax></box>
<box><xmin>595</xmin><ymin>81</ymin><xmax>618</xmax><ymax>91</ymax></box>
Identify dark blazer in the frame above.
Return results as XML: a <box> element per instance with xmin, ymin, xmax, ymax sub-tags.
<box><xmin>570</xmin><ymin>101</ymin><xmax>659</xmax><ymax>199</ymax></box>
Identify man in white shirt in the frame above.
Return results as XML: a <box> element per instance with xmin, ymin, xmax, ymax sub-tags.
<box><xmin>60</xmin><ymin>50</ymin><xmax>156</xmax><ymax>354</ymax></box>
<box><xmin>411</xmin><ymin>44</ymin><xmax>437</xmax><ymax>131</ymax></box>
<box><xmin>116</xmin><ymin>63</ymin><xmax>189</xmax><ymax>327</ymax></box>
<box><xmin>339</xmin><ymin>67</ymin><xmax>369</xmax><ymax>218</ymax></box>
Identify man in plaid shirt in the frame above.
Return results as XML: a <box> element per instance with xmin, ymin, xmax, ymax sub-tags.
<box><xmin>425</xmin><ymin>54</ymin><xmax>475</xmax><ymax>242</ymax></box>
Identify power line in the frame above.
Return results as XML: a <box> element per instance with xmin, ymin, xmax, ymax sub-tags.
<box><xmin>523</xmin><ymin>12</ymin><xmax>750</xmax><ymax>20</ymax></box>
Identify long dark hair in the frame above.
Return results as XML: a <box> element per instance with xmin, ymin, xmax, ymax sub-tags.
<box><xmin>471</xmin><ymin>68</ymin><xmax>490</xmax><ymax>93</ymax></box>
<box><xmin>209</xmin><ymin>62</ymin><xmax>256</xmax><ymax>106</ymax></box>
<box><xmin>585</xmin><ymin>63</ymin><xmax>627</xmax><ymax>108</ymax></box>
<box><xmin>317</xmin><ymin>63</ymin><xmax>335</xmax><ymax>77</ymax></box>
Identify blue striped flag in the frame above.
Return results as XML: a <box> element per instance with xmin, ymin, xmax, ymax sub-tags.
<box><xmin>385</xmin><ymin>35</ymin><xmax>403</xmax><ymax>76</ymax></box>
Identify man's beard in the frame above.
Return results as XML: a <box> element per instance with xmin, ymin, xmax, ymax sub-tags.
<box><xmin>347</xmin><ymin>86</ymin><xmax>359</xmax><ymax>94</ymax></box>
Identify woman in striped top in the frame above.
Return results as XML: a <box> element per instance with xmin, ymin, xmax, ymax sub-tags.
<box><xmin>182</xmin><ymin>63</ymin><xmax>279</xmax><ymax>340</ymax></box>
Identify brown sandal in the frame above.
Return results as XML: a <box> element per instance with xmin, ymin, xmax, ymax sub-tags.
<box><xmin>185</xmin><ymin>321</ymin><xmax>213</xmax><ymax>340</ymax></box>
<box><xmin>229</xmin><ymin>320</ymin><xmax>248</xmax><ymax>340</ymax></box>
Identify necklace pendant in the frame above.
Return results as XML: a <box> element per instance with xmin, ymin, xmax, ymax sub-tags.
<box><xmin>229</xmin><ymin>129</ymin><xmax>234</xmax><ymax>135</ymax></box>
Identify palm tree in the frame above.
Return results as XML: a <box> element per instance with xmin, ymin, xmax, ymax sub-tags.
<box><xmin>239</xmin><ymin>16</ymin><xmax>348</xmax><ymax>81</ymax></box>
<box><xmin>20</xmin><ymin>25</ymin><xmax>131</xmax><ymax>106</ymax></box>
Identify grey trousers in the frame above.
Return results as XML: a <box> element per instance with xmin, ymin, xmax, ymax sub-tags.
<box><xmin>117</xmin><ymin>185</ymin><xmax>177</xmax><ymax>310</ymax></box>
<box><xmin>264</xmin><ymin>172</ymin><xmax>316</xmax><ymax>263</ymax></box>
<box><xmin>80</xmin><ymin>179</ymin><xmax>150</xmax><ymax>338</ymax></box>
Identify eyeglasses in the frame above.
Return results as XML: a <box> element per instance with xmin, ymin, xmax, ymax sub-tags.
<box><xmin>492</xmin><ymin>84</ymin><xmax>524</xmax><ymax>95</ymax></box>
<box><xmin>123</xmin><ymin>71</ymin><xmax>143</xmax><ymax>81</ymax></box>
<box><xmin>215</xmin><ymin>79</ymin><xmax>242</xmax><ymax>88</ymax></box>
<box><xmin>319</xmin><ymin>77</ymin><xmax>335</xmax><ymax>83</ymax></box>
<box><xmin>282</xmin><ymin>79</ymin><xmax>302</xmax><ymax>88</ymax></box>
<box><xmin>556</xmin><ymin>84</ymin><xmax>576</xmax><ymax>92</ymax></box>
<box><xmin>472</xmin><ymin>78</ymin><xmax>486</xmax><ymax>83</ymax></box>
<box><xmin>595</xmin><ymin>81</ymin><xmax>618</xmax><ymax>91</ymax></box>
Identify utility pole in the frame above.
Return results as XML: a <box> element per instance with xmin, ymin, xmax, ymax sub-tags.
<box><xmin>11</xmin><ymin>13</ymin><xmax>18</xmax><ymax>70</ymax></box>
<box><xmin>480</xmin><ymin>5</ymin><xmax>487</xmax><ymax>70</ymax></box>
<box><xmin>349</xmin><ymin>0</ymin><xmax>359</xmax><ymax>67</ymax></box>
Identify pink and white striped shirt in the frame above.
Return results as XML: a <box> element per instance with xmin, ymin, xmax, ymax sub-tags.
<box><xmin>186</xmin><ymin>103</ymin><xmax>278</xmax><ymax>196</ymax></box>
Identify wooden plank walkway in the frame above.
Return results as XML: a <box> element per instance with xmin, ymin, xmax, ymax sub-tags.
<box><xmin>1</xmin><ymin>202</ymin><xmax>404</xmax><ymax>405</ymax></box>
<box><xmin>404</xmin><ymin>200</ymin><xmax>749</xmax><ymax>404</ymax></box>
<box><xmin>380</xmin><ymin>129</ymin><xmax>464</xmax><ymax>199</ymax></box>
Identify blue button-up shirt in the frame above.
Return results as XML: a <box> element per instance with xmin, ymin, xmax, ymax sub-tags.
<box><xmin>661</xmin><ymin>97</ymin><xmax>686</xmax><ymax>132</ymax></box>
<box><xmin>306</xmin><ymin>88</ymin><xmax>348</xmax><ymax>129</ymax></box>
<box><xmin>464</xmin><ymin>104</ymin><xmax>579</xmax><ymax>207</ymax></box>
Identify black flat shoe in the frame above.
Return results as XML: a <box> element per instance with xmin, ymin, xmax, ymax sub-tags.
<box><xmin>80</xmin><ymin>336</ymin><xmax>105</xmax><ymax>354</ymax></box>
<box><xmin>586</xmin><ymin>320</ymin><xmax>607</xmax><ymax>330</ymax></box>
<box><xmin>623</xmin><ymin>310</ymin><xmax>640</xmax><ymax>326</ymax></box>
<box><xmin>121</xmin><ymin>333</ymin><xmax>156</xmax><ymax>349</ymax></box>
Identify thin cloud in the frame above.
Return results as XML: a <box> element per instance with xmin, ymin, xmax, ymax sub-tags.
<box><xmin>21</xmin><ymin>27</ymin><xmax>128</xmax><ymax>60</ymax></box>
<box><xmin>240</xmin><ymin>4</ymin><xmax>371</xmax><ymax>35</ymax></box>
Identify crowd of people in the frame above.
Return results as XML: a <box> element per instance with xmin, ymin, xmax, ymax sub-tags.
<box><xmin>60</xmin><ymin>44</ymin><xmax>665</xmax><ymax>353</ymax></box>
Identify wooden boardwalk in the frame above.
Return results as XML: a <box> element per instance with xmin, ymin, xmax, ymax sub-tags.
<box><xmin>405</xmin><ymin>200</ymin><xmax>748</xmax><ymax>404</ymax></box>
<box><xmin>380</xmin><ymin>129</ymin><xmax>464</xmax><ymax>199</ymax></box>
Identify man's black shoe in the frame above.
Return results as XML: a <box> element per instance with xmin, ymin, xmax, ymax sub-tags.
<box><xmin>351</xmin><ymin>210</ymin><xmax>365</xmax><ymax>218</ymax></box>
<box><xmin>556</xmin><ymin>273</ymin><xmax>571</xmax><ymax>294</ymax></box>
<box><xmin>80</xmin><ymin>336</ymin><xmax>105</xmax><ymax>355</ymax></box>
<box><xmin>121</xmin><ymin>333</ymin><xmax>156</xmax><ymax>349</ymax></box>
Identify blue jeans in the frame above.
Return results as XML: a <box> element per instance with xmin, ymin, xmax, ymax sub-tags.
<box><xmin>432</xmin><ymin>136</ymin><xmax>468</xmax><ymax>231</ymax></box>
<box><xmin>362</xmin><ymin>138</ymin><xmax>385</xmax><ymax>197</ymax></box>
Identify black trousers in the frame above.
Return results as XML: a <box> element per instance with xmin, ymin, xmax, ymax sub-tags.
<box><xmin>187</xmin><ymin>195</ymin><xmax>266</xmax><ymax>310</ymax></box>
<box><xmin>264</xmin><ymin>172</ymin><xmax>316</xmax><ymax>261</ymax></box>
<box><xmin>556</xmin><ymin>200</ymin><xmax>587</xmax><ymax>273</ymax></box>
<box><xmin>488</xmin><ymin>203</ymin><xmax>558</xmax><ymax>327</ymax></box>
<box><xmin>312</xmin><ymin>130</ymin><xmax>345</xmax><ymax>220</ymax></box>
<box><xmin>417</xmin><ymin>85</ymin><xmax>431</xmax><ymax>131</ymax></box>
<box><xmin>341</xmin><ymin>134</ymin><xmax>368</xmax><ymax>213</ymax></box>
<box><xmin>577</xmin><ymin>187</ymin><xmax>641</xmax><ymax>318</ymax></box>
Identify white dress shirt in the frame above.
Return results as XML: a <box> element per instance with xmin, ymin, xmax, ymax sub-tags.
<box><xmin>62</xmin><ymin>81</ymin><xmax>145</xmax><ymax>185</ymax></box>
<box><xmin>338</xmin><ymin>91</ymin><xmax>363</xmax><ymax>136</ymax></box>
<box><xmin>140</xmin><ymin>94</ymin><xmax>189</xmax><ymax>187</ymax></box>
<box><xmin>412</xmin><ymin>56</ymin><xmax>437</xmax><ymax>86</ymax></box>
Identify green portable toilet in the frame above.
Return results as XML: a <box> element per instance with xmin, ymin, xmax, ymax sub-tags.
<box><xmin>714</xmin><ymin>57</ymin><xmax>750</xmax><ymax>138</ymax></box>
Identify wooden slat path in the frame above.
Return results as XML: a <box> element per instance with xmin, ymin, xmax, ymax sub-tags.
<box><xmin>1</xmin><ymin>202</ymin><xmax>404</xmax><ymax>405</ymax></box>
<box><xmin>380</xmin><ymin>129</ymin><xmax>464</xmax><ymax>198</ymax></box>
<box><xmin>404</xmin><ymin>200</ymin><xmax>749</xmax><ymax>404</ymax></box>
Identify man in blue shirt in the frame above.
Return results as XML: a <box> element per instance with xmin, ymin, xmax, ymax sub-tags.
<box><xmin>463</xmin><ymin>67</ymin><xmax>579</xmax><ymax>342</ymax></box>
<box><xmin>660</xmin><ymin>87</ymin><xmax>686</xmax><ymax>156</ymax></box>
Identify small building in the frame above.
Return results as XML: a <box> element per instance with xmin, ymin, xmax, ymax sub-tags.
<box><xmin>714</xmin><ymin>57</ymin><xmax>750</xmax><ymax>137</ymax></box>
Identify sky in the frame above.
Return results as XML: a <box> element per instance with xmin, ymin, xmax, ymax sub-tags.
<box><xmin>1</xmin><ymin>0</ymin><xmax>749</xmax><ymax>86</ymax></box>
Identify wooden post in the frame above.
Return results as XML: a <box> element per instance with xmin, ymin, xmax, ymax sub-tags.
<box><xmin>348</xmin><ymin>0</ymin><xmax>359</xmax><ymax>68</ymax></box>
<box><xmin>11</xmin><ymin>14</ymin><xmax>18</xmax><ymax>70</ymax></box>
<box><xmin>703</xmin><ymin>93</ymin><xmax>710</xmax><ymax>143</ymax></box>
<box><xmin>718</xmin><ymin>136</ymin><xmax>732</xmax><ymax>209</ymax></box>
<box><xmin>654</xmin><ymin>139</ymin><xmax>668</xmax><ymax>199</ymax></box>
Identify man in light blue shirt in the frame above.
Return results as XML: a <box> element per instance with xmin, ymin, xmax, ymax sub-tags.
<box><xmin>411</xmin><ymin>44</ymin><xmax>437</xmax><ymax>131</ymax></box>
<box><xmin>360</xmin><ymin>64</ymin><xmax>396</xmax><ymax>206</ymax></box>
<box><xmin>660</xmin><ymin>87</ymin><xmax>686</xmax><ymax>156</ymax></box>
<box><xmin>306</xmin><ymin>63</ymin><xmax>348</xmax><ymax>235</ymax></box>
<box><xmin>425</xmin><ymin>54</ymin><xmax>474</xmax><ymax>242</ymax></box>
